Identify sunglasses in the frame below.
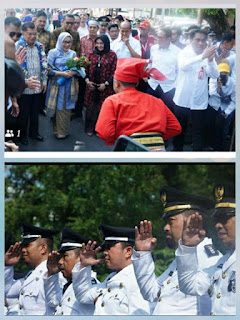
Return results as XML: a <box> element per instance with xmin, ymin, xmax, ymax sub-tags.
<box><xmin>9</xmin><ymin>31</ymin><xmax>22</xmax><ymax>38</ymax></box>
<box><xmin>65</xmin><ymin>22</ymin><xmax>74</xmax><ymax>25</ymax></box>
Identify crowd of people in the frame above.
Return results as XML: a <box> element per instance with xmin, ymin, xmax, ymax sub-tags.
<box><xmin>5</xmin><ymin>8</ymin><xmax>236</xmax><ymax>151</ymax></box>
<box><xmin>5</xmin><ymin>181</ymin><xmax>235</xmax><ymax>315</ymax></box>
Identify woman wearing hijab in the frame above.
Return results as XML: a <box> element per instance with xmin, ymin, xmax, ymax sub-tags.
<box><xmin>46</xmin><ymin>32</ymin><xmax>79</xmax><ymax>139</ymax></box>
<box><xmin>84</xmin><ymin>34</ymin><xmax>117</xmax><ymax>136</ymax></box>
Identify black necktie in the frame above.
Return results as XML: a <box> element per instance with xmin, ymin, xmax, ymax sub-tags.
<box><xmin>62</xmin><ymin>280</ymin><xmax>72</xmax><ymax>295</ymax></box>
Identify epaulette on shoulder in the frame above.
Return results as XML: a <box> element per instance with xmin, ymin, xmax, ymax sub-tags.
<box><xmin>204</xmin><ymin>244</ymin><xmax>219</xmax><ymax>257</ymax></box>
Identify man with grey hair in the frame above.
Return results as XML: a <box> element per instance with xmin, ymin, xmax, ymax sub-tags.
<box><xmin>111</xmin><ymin>20</ymin><xmax>141</xmax><ymax>58</ymax></box>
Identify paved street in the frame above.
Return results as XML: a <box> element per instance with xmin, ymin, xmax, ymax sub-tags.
<box><xmin>18</xmin><ymin>110</ymin><xmax>114</xmax><ymax>152</ymax></box>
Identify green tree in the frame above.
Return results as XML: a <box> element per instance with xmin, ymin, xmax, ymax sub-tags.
<box><xmin>5</xmin><ymin>164</ymin><xmax>234</xmax><ymax>279</ymax></box>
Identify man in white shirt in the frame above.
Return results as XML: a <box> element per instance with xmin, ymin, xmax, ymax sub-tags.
<box><xmin>5</xmin><ymin>224</ymin><xmax>60</xmax><ymax>315</ymax></box>
<box><xmin>43</xmin><ymin>227</ymin><xmax>97</xmax><ymax>315</ymax></box>
<box><xmin>176</xmin><ymin>182</ymin><xmax>236</xmax><ymax>315</ymax></box>
<box><xmin>173</xmin><ymin>29</ymin><xmax>219</xmax><ymax>151</ymax></box>
<box><xmin>77</xmin><ymin>12</ymin><xmax>88</xmax><ymax>39</ymax></box>
<box><xmin>132</xmin><ymin>186</ymin><xmax>221</xmax><ymax>315</ymax></box>
<box><xmin>147</xmin><ymin>27</ymin><xmax>181</xmax><ymax>113</ymax></box>
<box><xmin>111</xmin><ymin>20</ymin><xmax>141</xmax><ymax>58</ymax></box>
<box><xmin>207</xmin><ymin>62</ymin><xmax>235</xmax><ymax>150</ymax></box>
<box><xmin>72</xmin><ymin>224</ymin><xmax>152</xmax><ymax>315</ymax></box>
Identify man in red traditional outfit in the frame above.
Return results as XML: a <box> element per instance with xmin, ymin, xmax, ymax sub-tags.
<box><xmin>95</xmin><ymin>58</ymin><xmax>182</xmax><ymax>151</ymax></box>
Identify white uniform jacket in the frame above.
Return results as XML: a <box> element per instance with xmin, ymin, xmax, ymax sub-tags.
<box><xmin>173</xmin><ymin>44</ymin><xmax>219</xmax><ymax>110</ymax></box>
<box><xmin>72</xmin><ymin>263</ymin><xmax>152</xmax><ymax>315</ymax></box>
<box><xmin>131</xmin><ymin>237</ymin><xmax>222</xmax><ymax>315</ymax></box>
<box><xmin>43</xmin><ymin>271</ymin><xmax>96</xmax><ymax>315</ymax></box>
<box><xmin>5</xmin><ymin>260</ymin><xmax>59</xmax><ymax>315</ymax></box>
<box><xmin>176</xmin><ymin>242</ymin><xmax>236</xmax><ymax>315</ymax></box>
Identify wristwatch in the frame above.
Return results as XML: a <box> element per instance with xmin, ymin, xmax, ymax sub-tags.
<box><xmin>104</xmin><ymin>81</ymin><xmax>109</xmax><ymax>86</ymax></box>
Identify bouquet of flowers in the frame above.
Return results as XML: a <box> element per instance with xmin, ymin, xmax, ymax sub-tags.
<box><xmin>57</xmin><ymin>56</ymin><xmax>91</xmax><ymax>85</ymax></box>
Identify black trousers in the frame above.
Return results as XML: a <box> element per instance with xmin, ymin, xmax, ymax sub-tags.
<box><xmin>146</xmin><ymin>84</ymin><xmax>176</xmax><ymax>114</ymax></box>
<box><xmin>173</xmin><ymin>106</ymin><xmax>207</xmax><ymax>151</ymax></box>
<box><xmin>18</xmin><ymin>93</ymin><xmax>42</xmax><ymax>138</ymax></box>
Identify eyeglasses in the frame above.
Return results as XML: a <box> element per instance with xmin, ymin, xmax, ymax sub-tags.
<box><xmin>9</xmin><ymin>31</ymin><xmax>22</xmax><ymax>38</ymax></box>
<box><xmin>63</xmin><ymin>40</ymin><xmax>71</xmax><ymax>44</ymax></box>
<box><xmin>65</xmin><ymin>21</ymin><xmax>74</xmax><ymax>25</ymax></box>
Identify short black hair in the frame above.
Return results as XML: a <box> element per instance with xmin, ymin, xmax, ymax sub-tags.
<box><xmin>118</xmin><ymin>80</ymin><xmax>137</xmax><ymax>87</ymax></box>
<box><xmin>108</xmin><ymin>23</ymin><xmax>119</xmax><ymax>31</ymax></box>
<box><xmin>5</xmin><ymin>17</ymin><xmax>21</xmax><ymax>28</ymax></box>
<box><xmin>73</xmin><ymin>14</ymin><xmax>80</xmax><ymax>19</ymax></box>
<box><xmin>187</xmin><ymin>24</ymin><xmax>200</xmax><ymax>32</ymax></box>
<box><xmin>171</xmin><ymin>25</ymin><xmax>182</xmax><ymax>36</ymax></box>
<box><xmin>22</xmin><ymin>22</ymin><xmax>36</xmax><ymax>32</ymax></box>
<box><xmin>63</xmin><ymin>14</ymin><xmax>75</xmax><ymax>21</ymax></box>
<box><xmin>222</xmin><ymin>32</ymin><xmax>235</xmax><ymax>42</ymax></box>
<box><xmin>159</xmin><ymin>27</ymin><xmax>172</xmax><ymax>38</ymax></box>
<box><xmin>190</xmin><ymin>29</ymin><xmax>207</xmax><ymax>40</ymax></box>
<box><xmin>230</xmin><ymin>25</ymin><xmax>235</xmax><ymax>31</ymax></box>
<box><xmin>115</xmin><ymin>15</ymin><xmax>124</xmax><ymax>21</ymax></box>
<box><xmin>35</xmin><ymin>11</ymin><xmax>47</xmax><ymax>19</ymax></box>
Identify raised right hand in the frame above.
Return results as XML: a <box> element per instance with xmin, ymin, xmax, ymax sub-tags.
<box><xmin>5</xmin><ymin>242</ymin><xmax>22</xmax><ymax>266</ymax></box>
<box><xmin>202</xmin><ymin>45</ymin><xmax>217</xmax><ymax>59</ymax></box>
<box><xmin>47</xmin><ymin>251</ymin><xmax>61</xmax><ymax>276</ymax></box>
<box><xmin>80</xmin><ymin>241</ymin><xmax>104</xmax><ymax>269</ymax></box>
<box><xmin>181</xmin><ymin>212</ymin><xmax>206</xmax><ymax>247</ymax></box>
<box><xmin>135</xmin><ymin>220</ymin><xmax>157</xmax><ymax>251</ymax></box>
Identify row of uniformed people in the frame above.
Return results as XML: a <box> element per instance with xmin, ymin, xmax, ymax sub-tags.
<box><xmin>4</xmin><ymin>181</ymin><xmax>235</xmax><ymax>316</ymax></box>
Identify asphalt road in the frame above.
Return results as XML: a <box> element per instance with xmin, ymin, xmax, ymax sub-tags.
<box><xmin>13</xmin><ymin>109</ymin><xmax>192</xmax><ymax>152</ymax></box>
<box><xmin>18</xmin><ymin>110</ymin><xmax>114</xmax><ymax>152</ymax></box>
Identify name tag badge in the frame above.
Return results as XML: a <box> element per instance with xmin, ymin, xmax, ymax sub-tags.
<box><xmin>198</xmin><ymin>67</ymin><xmax>205</xmax><ymax>80</ymax></box>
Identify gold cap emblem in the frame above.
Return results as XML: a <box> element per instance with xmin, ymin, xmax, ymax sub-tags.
<box><xmin>215</xmin><ymin>186</ymin><xmax>224</xmax><ymax>202</ymax></box>
<box><xmin>160</xmin><ymin>192</ymin><xmax>167</xmax><ymax>207</ymax></box>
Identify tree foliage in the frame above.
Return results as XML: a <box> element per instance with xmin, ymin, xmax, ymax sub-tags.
<box><xmin>5</xmin><ymin>164</ymin><xmax>234</xmax><ymax>280</ymax></box>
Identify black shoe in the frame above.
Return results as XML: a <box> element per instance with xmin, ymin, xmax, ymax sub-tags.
<box><xmin>39</xmin><ymin>109</ymin><xmax>47</xmax><ymax>116</ymax></box>
<box><xmin>21</xmin><ymin>137</ymin><xmax>29</xmax><ymax>145</ymax></box>
<box><xmin>29</xmin><ymin>134</ymin><xmax>44</xmax><ymax>142</ymax></box>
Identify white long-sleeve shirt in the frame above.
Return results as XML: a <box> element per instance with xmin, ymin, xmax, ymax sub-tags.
<box><xmin>131</xmin><ymin>237</ymin><xmax>222</xmax><ymax>315</ymax></box>
<box><xmin>72</xmin><ymin>263</ymin><xmax>152</xmax><ymax>315</ymax></box>
<box><xmin>111</xmin><ymin>34</ymin><xmax>141</xmax><ymax>58</ymax></box>
<box><xmin>176</xmin><ymin>241</ymin><xmax>236</xmax><ymax>315</ymax></box>
<box><xmin>173</xmin><ymin>44</ymin><xmax>219</xmax><ymax>110</ymax></box>
<box><xmin>208</xmin><ymin>76</ymin><xmax>235</xmax><ymax>116</ymax></box>
<box><xmin>148</xmin><ymin>43</ymin><xmax>181</xmax><ymax>93</ymax></box>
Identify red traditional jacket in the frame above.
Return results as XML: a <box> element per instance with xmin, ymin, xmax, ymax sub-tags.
<box><xmin>96</xmin><ymin>87</ymin><xmax>182</xmax><ymax>145</ymax></box>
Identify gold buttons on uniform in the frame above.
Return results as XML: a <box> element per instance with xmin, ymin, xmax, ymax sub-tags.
<box><xmin>119</xmin><ymin>282</ymin><xmax>123</xmax><ymax>288</ymax></box>
<box><xmin>19</xmin><ymin>306</ymin><xmax>22</xmax><ymax>310</ymax></box>
<box><xmin>68</xmin><ymin>297</ymin><xmax>71</xmax><ymax>302</ymax></box>
<box><xmin>222</xmin><ymin>273</ymin><xmax>226</xmax><ymax>279</ymax></box>
<box><xmin>176</xmin><ymin>285</ymin><xmax>179</xmax><ymax>289</ymax></box>
<box><xmin>100</xmin><ymin>289</ymin><xmax>103</xmax><ymax>293</ymax></box>
<box><xmin>21</xmin><ymin>291</ymin><xmax>24</xmax><ymax>295</ymax></box>
<box><xmin>210</xmin><ymin>312</ymin><xmax>215</xmax><ymax>315</ymax></box>
<box><xmin>59</xmin><ymin>303</ymin><xmax>62</xmax><ymax>307</ymax></box>
<box><xmin>167</xmin><ymin>280</ymin><xmax>171</xmax><ymax>284</ymax></box>
<box><xmin>101</xmin><ymin>302</ymin><xmax>105</xmax><ymax>307</ymax></box>
<box><xmin>216</xmin><ymin>293</ymin><xmax>221</xmax><ymax>299</ymax></box>
<box><xmin>61</xmin><ymin>311</ymin><xmax>64</xmax><ymax>315</ymax></box>
<box><xmin>158</xmin><ymin>297</ymin><xmax>162</xmax><ymax>302</ymax></box>
<box><xmin>30</xmin><ymin>292</ymin><xmax>33</xmax><ymax>296</ymax></box>
<box><xmin>108</xmin><ymin>288</ymin><xmax>111</xmax><ymax>292</ymax></box>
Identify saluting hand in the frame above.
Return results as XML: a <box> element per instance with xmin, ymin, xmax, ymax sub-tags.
<box><xmin>80</xmin><ymin>241</ymin><xmax>104</xmax><ymax>269</ymax></box>
<box><xmin>47</xmin><ymin>251</ymin><xmax>61</xmax><ymax>276</ymax></box>
<box><xmin>181</xmin><ymin>212</ymin><xmax>206</xmax><ymax>247</ymax></box>
<box><xmin>5</xmin><ymin>242</ymin><xmax>22</xmax><ymax>266</ymax></box>
<box><xmin>135</xmin><ymin>220</ymin><xmax>157</xmax><ymax>251</ymax></box>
